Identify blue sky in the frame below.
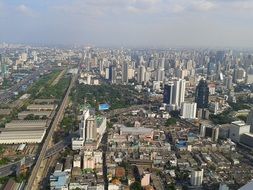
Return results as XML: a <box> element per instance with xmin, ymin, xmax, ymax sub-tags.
<box><xmin>0</xmin><ymin>0</ymin><xmax>253</xmax><ymax>47</ymax></box>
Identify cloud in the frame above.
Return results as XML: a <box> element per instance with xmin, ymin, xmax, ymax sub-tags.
<box><xmin>191</xmin><ymin>0</ymin><xmax>216</xmax><ymax>11</ymax></box>
<box><xmin>16</xmin><ymin>4</ymin><xmax>35</xmax><ymax>16</ymax></box>
<box><xmin>231</xmin><ymin>1</ymin><xmax>253</xmax><ymax>11</ymax></box>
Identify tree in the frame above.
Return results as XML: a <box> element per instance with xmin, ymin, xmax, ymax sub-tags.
<box><xmin>130</xmin><ymin>181</ymin><xmax>142</xmax><ymax>190</ymax></box>
<box><xmin>166</xmin><ymin>118</ymin><xmax>177</xmax><ymax>127</ymax></box>
<box><xmin>237</xmin><ymin>115</ymin><xmax>247</xmax><ymax>123</ymax></box>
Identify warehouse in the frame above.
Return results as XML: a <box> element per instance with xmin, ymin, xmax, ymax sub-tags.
<box><xmin>27</xmin><ymin>104</ymin><xmax>56</xmax><ymax>111</ymax></box>
<box><xmin>5</xmin><ymin>120</ymin><xmax>48</xmax><ymax>128</ymax></box>
<box><xmin>18</xmin><ymin>111</ymin><xmax>52</xmax><ymax>119</ymax></box>
<box><xmin>0</xmin><ymin>127</ymin><xmax>46</xmax><ymax>144</ymax></box>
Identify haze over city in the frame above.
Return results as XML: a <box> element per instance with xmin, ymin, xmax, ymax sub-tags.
<box><xmin>2</xmin><ymin>1</ymin><xmax>253</xmax><ymax>190</ymax></box>
<box><xmin>0</xmin><ymin>0</ymin><xmax>253</xmax><ymax>47</ymax></box>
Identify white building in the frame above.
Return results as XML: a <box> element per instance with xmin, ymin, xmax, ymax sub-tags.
<box><xmin>137</xmin><ymin>65</ymin><xmax>146</xmax><ymax>83</ymax></box>
<box><xmin>73</xmin><ymin>155</ymin><xmax>81</xmax><ymax>168</ymax></box>
<box><xmin>86</xmin><ymin>117</ymin><xmax>97</xmax><ymax>141</ymax></box>
<box><xmin>83</xmin><ymin>151</ymin><xmax>103</xmax><ymax>169</ymax></box>
<box><xmin>172</xmin><ymin>79</ymin><xmax>186</xmax><ymax>109</ymax></box>
<box><xmin>71</xmin><ymin>138</ymin><xmax>84</xmax><ymax>150</ymax></box>
<box><xmin>191</xmin><ymin>169</ymin><xmax>204</xmax><ymax>186</ymax></box>
<box><xmin>229</xmin><ymin>121</ymin><xmax>250</xmax><ymax>143</ymax></box>
<box><xmin>180</xmin><ymin>102</ymin><xmax>197</xmax><ymax>119</ymax></box>
<box><xmin>141</xmin><ymin>172</ymin><xmax>151</xmax><ymax>187</ymax></box>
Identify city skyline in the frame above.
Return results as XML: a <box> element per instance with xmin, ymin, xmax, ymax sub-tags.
<box><xmin>0</xmin><ymin>0</ymin><xmax>253</xmax><ymax>47</ymax></box>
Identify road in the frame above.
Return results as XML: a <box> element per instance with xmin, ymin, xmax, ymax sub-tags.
<box><xmin>25</xmin><ymin>74</ymin><xmax>77</xmax><ymax>190</ymax></box>
<box><xmin>44</xmin><ymin>135</ymin><xmax>71</xmax><ymax>158</ymax></box>
<box><xmin>0</xmin><ymin>156</ymin><xmax>34</xmax><ymax>177</ymax></box>
<box><xmin>0</xmin><ymin>65</ymin><xmax>52</xmax><ymax>103</ymax></box>
<box><xmin>105</xmin><ymin>104</ymin><xmax>148</xmax><ymax>118</ymax></box>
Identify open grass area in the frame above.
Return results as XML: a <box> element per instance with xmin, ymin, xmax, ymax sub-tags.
<box><xmin>37</xmin><ymin>75</ymin><xmax>71</xmax><ymax>99</ymax></box>
<box><xmin>27</xmin><ymin>70</ymin><xmax>61</xmax><ymax>99</ymax></box>
<box><xmin>71</xmin><ymin>84</ymin><xmax>139</xmax><ymax>110</ymax></box>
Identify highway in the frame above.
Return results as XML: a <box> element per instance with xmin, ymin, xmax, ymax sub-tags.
<box><xmin>0</xmin><ymin>156</ymin><xmax>34</xmax><ymax>177</ymax></box>
<box><xmin>44</xmin><ymin>135</ymin><xmax>71</xmax><ymax>158</ymax></box>
<box><xmin>104</xmin><ymin>104</ymin><xmax>148</xmax><ymax>118</ymax></box>
<box><xmin>0</xmin><ymin>65</ymin><xmax>52</xmax><ymax>104</ymax></box>
<box><xmin>25</xmin><ymin>73</ymin><xmax>77</xmax><ymax>190</ymax></box>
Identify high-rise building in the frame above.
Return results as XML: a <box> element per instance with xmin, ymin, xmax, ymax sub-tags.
<box><xmin>172</xmin><ymin>79</ymin><xmax>186</xmax><ymax>108</ymax></box>
<box><xmin>122</xmin><ymin>62</ymin><xmax>129</xmax><ymax>83</ymax></box>
<box><xmin>225</xmin><ymin>75</ymin><xmax>233</xmax><ymax>90</ymax></box>
<box><xmin>190</xmin><ymin>169</ymin><xmax>204</xmax><ymax>186</ymax></box>
<box><xmin>156</xmin><ymin>68</ymin><xmax>165</xmax><ymax>82</ymax></box>
<box><xmin>246</xmin><ymin>108</ymin><xmax>253</xmax><ymax>132</ymax></box>
<box><xmin>163</xmin><ymin>82</ymin><xmax>174</xmax><ymax>104</ymax></box>
<box><xmin>109</xmin><ymin>65</ymin><xmax>116</xmax><ymax>84</ymax></box>
<box><xmin>229</xmin><ymin>121</ymin><xmax>250</xmax><ymax>143</ymax></box>
<box><xmin>137</xmin><ymin>65</ymin><xmax>146</xmax><ymax>83</ymax></box>
<box><xmin>179</xmin><ymin>79</ymin><xmax>186</xmax><ymax>106</ymax></box>
<box><xmin>195</xmin><ymin>79</ymin><xmax>209</xmax><ymax>109</ymax></box>
<box><xmin>79</xmin><ymin>108</ymin><xmax>90</xmax><ymax>139</ymax></box>
<box><xmin>86</xmin><ymin>117</ymin><xmax>97</xmax><ymax>141</ymax></box>
<box><xmin>180</xmin><ymin>102</ymin><xmax>197</xmax><ymax>119</ymax></box>
<box><xmin>200</xmin><ymin>125</ymin><xmax>219</xmax><ymax>141</ymax></box>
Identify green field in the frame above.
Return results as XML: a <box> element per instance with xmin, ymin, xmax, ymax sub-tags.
<box><xmin>71</xmin><ymin>84</ymin><xmax>138</xmax><ymax>110</ymax></box>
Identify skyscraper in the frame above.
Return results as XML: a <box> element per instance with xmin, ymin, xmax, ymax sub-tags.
<box><xmin>109</xmin><ymin>65</ymin><xmax>116</xmax><ymax>84</ymax></box>
<box><xmin>137</xmin><ymin>65</ymin><xmax>146</xmax><ymax>83</ymax></box>
<box><xmin>163</xmin><ymin>82</ymin><xmax>174</xmax><ymax>104</ymax></box>
<box><xmin>172</xmin><ymin>79</ymin><xmax>186</xmax><ymax>108</ymax></box>
<box><xmin>181</xmin><ymin>102</ymin><xmax>197</xmax><ymax>119</ymax></box>
<box><xmin>179</xmin><ymin>79</ymin><xmax>186</xmax><ymax>107</ymax></box>
<box><xmin>191</xmin><ymin>169</ymin><xmax>204</xmax><ymax>186</ymax></box>
<box><xmin>122</xmin><ymin>62</ymin><xmax>129</xmax><ymax>83</ymax></box>
<box><xmin>156</xmin><ymin>68</ymin><xmax>165</xmax><ymax>82</ymax></box>
<box><xmin>195</xmin><ymin>79</ymin><xmax>209</xmax><ymax>109</ymax></box>
<box><xmin>79</xmin><ymin>108</ymin><xmax>90</xmax><ymax>139</ymax></box>
<box><xmin>86</xmin><ymin>117</ymin><xmax>97</xmax><ymax>141</ymax></box>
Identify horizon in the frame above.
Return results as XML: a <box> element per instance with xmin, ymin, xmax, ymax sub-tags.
<box><xmin>0</xmin><ymin>0</ymin><xmax>253</xmax><ymax>47</ymax></box>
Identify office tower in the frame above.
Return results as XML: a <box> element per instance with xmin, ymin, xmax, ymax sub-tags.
<box><xmin>180</xmin><ymin>102</ymin><xmax>197</xmax><ymax>119</ymax></box>
<box><xmin>105</xmin><ymin>68</ymin><xmax>110</xmax><ymax>79</ymax></box>
<box><xmin>109</xmin><ymin>65</ymin><xmax>116</xmax><ymax>84</ymax></box>
<box><xmin>190</xmin><ymin>169</ymin><xmax>204</xmax><ymax>186</ymax></box>
<box><xmin>207</xmin><ymin>61</ymin><xmax>217</xmax><ymax>75</ymax></box>
<box><xmin>246</xmin><ymin>108</ymin><xmax>253</xmax><ymax>132</ymax></box>
<box><xmin>179</xmin><ymin>79</ymin><xmax>186</xmax><ymax>106</ymax></box>
<box><xmin>156</xmin><ymin>68</ymin><xmax>165</xmax><ymax>82</ymax></box>
<box><xmin>137</xmin><ymin>65</ymin><xmax>146</xmax><ymax>83</ymax></box>
<box><xmin>229</xmin><ymin>121</ymin><xmax>250</xmax><ymax>142</ymax></box>
<box><xmin>195</xmin><ymin>79</ymin><xmax>209</xmax><ymax>109</ymax></box>
<box><xmin>99</xmin><ymin>59</ymin><xmax>104</xmax><ymax>74</ymax></box>
<box><xmin>211</xmin><ymin>127</ymin><xmax>219</xmax><ymax>142</ymax></box>
<box><xmin>163</xmin><ymin>82</ymin><xmax>174</xmax><ymax>104</ymax></box>
<box><xmin>172</xmin><ymin>80</ymin><xmax>180</xmax><ymax>107</ymax></box>
<box><xmin>225</xmin><ymin>75</ymin><xmax>233</xmax><ymax>90</ymax></box>
<box><xmin>79</xmin><ymin>109</ymin><xmax>90</xmax><ymax>139</ymax></box>
<box><xmin>199</xmin><ymin>125</ymin><xmax>206</xmax><ymax>137</ymax></box>
<box><xmin>122</xmin><ymin>62</ymin><xmax>129</xmax><ymax>83</ymax></box>
<box><xmin>139</xmin><ymin>56</ymin><xmax>145</xmax><ymax>65</ymax></box>
<box><xmin>233</xmin><ymin>67</ymin><xmax>246</xmax><ymax>83</ymax></box>
<box><xmin>172</xmin><ymin>79</ymin><xmax>186</xmax><ymax>108</ymax></box>
<box><xmin>205</xmin><ymin>125</ymin><xmax>219</xmax><ymax>141</ymax></box>
<box><xmin>246</xmin><ymin>66</ymin><xmax>253</xmax><ymax>84</ymax></box>
<box><xmin>86</xmin><ymin>117</ymin><xmax>97</xmax><ymax>141</ymax></box>
<box><xmin>158</xmin><ymin>57</ymin><xmax>165</xmax><ymax>69</ymax></box>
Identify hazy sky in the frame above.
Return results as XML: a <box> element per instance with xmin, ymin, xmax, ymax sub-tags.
<box><xmin>0</xmin><ymin>0</ymin><xmax>253</xmax><ymax>47</ymax></box>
